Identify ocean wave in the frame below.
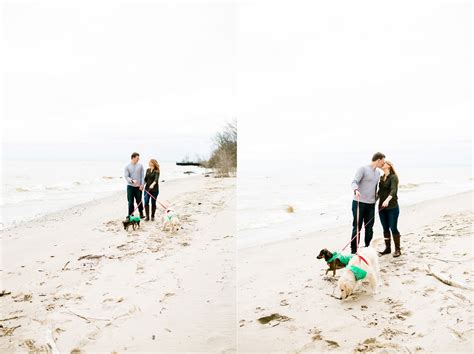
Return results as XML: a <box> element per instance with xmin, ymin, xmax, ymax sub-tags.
<box><xmin>399</xmin><ymin>182</ymin><xmax>441</xmax><ymax>190</ymax></box>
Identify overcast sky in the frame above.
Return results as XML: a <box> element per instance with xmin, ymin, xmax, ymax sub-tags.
<box><xmin>1</xmin><ymin>0</ymin><xmax>234</xmax><ymax>160</ymax></box>
<box><xmin>1</xmin><ymin>0</ymin><xmax>472</xmax><ymax>165</ymax></box>
<box><xmin>237</xmin><ymin>0</ymin><xmax>472</xmax><ymax>167</ymax></box>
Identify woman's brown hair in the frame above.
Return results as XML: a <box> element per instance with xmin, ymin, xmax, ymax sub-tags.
<box><xmin>149</xmin><ymin>159</ymin><xmax>160</xmax><ymax>173</ymax></box>
<box><xmin>385</xmin><ymin>160</ymin><xmax>398</xmax><ymax>180</ymax></box>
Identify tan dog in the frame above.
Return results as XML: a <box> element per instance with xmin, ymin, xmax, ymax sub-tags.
<box><xmin>338</xmin><ymin>237</ymin><xmax>383</xmax><ymax>299</ymax></box>
<box><xmin>161</xmin><ymin>209</ymin><xmax>180</xmax><ymax>233</ymax></box>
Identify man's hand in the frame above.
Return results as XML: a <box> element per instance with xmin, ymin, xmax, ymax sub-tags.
<box><xmin>354</xmin><ymin>189</ymin><xmax>360</xmax><ymax>198</ymax></box>
<box><xmin>139</xmin><ymin>185</ymin><xmax>144</xmax><ymax>191</ymax></box>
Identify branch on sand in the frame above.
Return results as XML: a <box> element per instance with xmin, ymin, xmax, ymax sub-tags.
<box><xmin>77</xmin><ymin>255</ymin><xmax>105</xmax><ymax>261</ymax></box>
<box><xmin>432</xmin><ymin>257</ymin><xmax>474</xmax><ymax>263</ymax></box>
<box><xmin>425</xmin><ymin>265</ymin><xmax>474</xmax><ymax>290</ymax></box>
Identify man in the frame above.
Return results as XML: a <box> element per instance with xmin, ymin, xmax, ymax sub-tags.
<box><xmin>350</xmin><ymin>152</ymin><xmax>385</xmax><ymax>254</ymax></box>
<box><xmin>124</xmin><ymin>152</ymin><xmax>145</xmax><ymax>218</ymax></box>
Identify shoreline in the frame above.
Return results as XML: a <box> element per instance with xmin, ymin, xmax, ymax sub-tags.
<box><xmin>238</xmin><ymin>189</ymin><xmax>474</xmax><ymax>251</ymax></box>
<box><xmin>0</xmin><ymin>174</ymin><xmax>206</xmax><ymax>232</ymax></box>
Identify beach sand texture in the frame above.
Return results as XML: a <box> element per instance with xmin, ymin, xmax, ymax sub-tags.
<box><xmin>0</xmin><ymin>176</ymin><xmax>236</xmax><ymax>353</ymax></box>
<box><xmin>238</xmin><ymin>191</ymin><xmax>473</xmax><ymax>353</ymax></box>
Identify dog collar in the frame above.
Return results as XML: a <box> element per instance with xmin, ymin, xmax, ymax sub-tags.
<box><xmin>357</xmin><ymin>255</ymin><xmax>369</xmax><ymax>266</ymax></box>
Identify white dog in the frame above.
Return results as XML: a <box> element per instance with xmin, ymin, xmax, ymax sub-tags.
<box><xmin>161</xmin><ymin>209</ymin><xmax>181</xmax><ymax>233</ymax></box>
<box><xmin>338</xmin><ymin>237</ymin><xmax>383</xmax><ymax>299</ymax></box>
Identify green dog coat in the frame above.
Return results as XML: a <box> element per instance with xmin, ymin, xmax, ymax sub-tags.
<box><xmin>326</xmin><ymin>252</ymin><xmax>353</xmax><ymax>266</ymax></box>
<box><xmin>349</xmin><ymin>265</ymin><xmax>367</xmax><ymax>280</ymax></box>
<box><xmin>129</xmin><ymin>216</ymin><xmax>140</xmax><ymax>222</ymax></box>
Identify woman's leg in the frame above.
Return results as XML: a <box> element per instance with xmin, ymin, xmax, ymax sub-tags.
<box><xmin>143</xmin><ymin>192</ymin><xmax>150</xmax><ymax>221</ymax></box>
<box><xmin>389</xmin><ymin>207</ymin><xmax>401</xmax><ymax>257</ymax></box>
<box><xmin>378</xmin><ymin>208</ymin><xmax>391</xmax><ymax>255</ymax></box>
<box><xmin>151</xmin><ymin>190</ymin><xmax>158</xmax><ymax>220</ymax></box>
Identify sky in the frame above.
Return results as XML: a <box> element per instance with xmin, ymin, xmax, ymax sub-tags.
<box><xmin>1</xmin><ymin>0</ymin><xmax>235</xmax><ymax>161</ymax></box>
<box><xmin>1</xmin><ymin>0</ymin><xmax>472</xmax><ymax>166</ymax></box>
<box><xmin>237</xmin><ymin>0</ymin><xmax>472</xmax><ymax>167</ymax></box>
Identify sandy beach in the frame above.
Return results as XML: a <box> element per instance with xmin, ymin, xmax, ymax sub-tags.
<box><xmin>237</xmin><ymin>191</ymin><xmax>473</xmax><ymax>353</ymax></box>
<box><xmin>0</xmin><ymin>175</ymin><xmax>236</xmax><ymax>353</ymax></box>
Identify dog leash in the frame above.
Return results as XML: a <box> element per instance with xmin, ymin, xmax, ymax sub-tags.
<box><xmin>340</xmin><ymin>198</ymin><xmax>385</xmax><ymax>252</ymax></box>
<box><xmin>130</xmin><ymin>199</ymin><xmax>143</xmax><ymax>216</ymax></box>
<box><xmin>144</xmin><ymin>189</ymin><xmax>169</xmax><ymax>210</ymax></box>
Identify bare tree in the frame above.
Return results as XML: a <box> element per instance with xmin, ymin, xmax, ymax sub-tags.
<box><xmin>206</xmin><ymin>120</ymin><xmax>237</xmax><ymax>177</ymax></box>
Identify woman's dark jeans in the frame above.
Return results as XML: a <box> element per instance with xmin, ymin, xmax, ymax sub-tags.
<box><xmin>378</xmin><ymin>206</ymin><xmax>400</xmax><ymax>235</ymax></box>
<box><xmin>351</xmin><ymin>200</ymin><xmax>375</xmax><ymax>253</ymax></box>
<box><xmin>144</xmin><ymin>189</ymin><xmax>159</xmax><ymax>208</ymax></box>
<box><xmin>127</xmin><ymin>185</ymin><xmax>143</xmax><ymax>216</ymax></box>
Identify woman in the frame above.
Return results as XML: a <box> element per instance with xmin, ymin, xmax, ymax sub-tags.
<box><xmin>143</xmin><ymin>159</ymin><xmax>160</xmax><ymax>221</ymax></box>
<box><xmin>378</xmin><ymin>160</ymin><xmax>401</xmax><ymax>257</ymax></box>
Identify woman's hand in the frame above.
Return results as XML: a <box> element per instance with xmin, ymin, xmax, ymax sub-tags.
<box><xmin>381</xmin><ymin>197</ymin><xmax>391</xmax><ymax>208</ymax></box>
<box><xmin>149</xmin><ymin>182</ymin><xmax>155</xmax><ymax>189</ymax></box>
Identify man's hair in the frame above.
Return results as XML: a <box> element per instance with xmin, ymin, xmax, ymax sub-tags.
<box><xmin>131</xmin><ymin>152</ymin><xmax>140</xmax><ymax>159</ymax></box>
<box><xmin>372</xmin><ymin>152</ymin><xmax>385</xmax><ymax>161</ymax></box>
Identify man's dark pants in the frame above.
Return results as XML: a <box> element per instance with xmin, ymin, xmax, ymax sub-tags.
<box><xmin>351</xmin><ymin>200</ymin><xmax>375</xmax><ymax>253</ymax></box>
<box><xmin>127</xmin><ymin>185</ymin><xmax>143</xmax><ymax>216</ymax></box>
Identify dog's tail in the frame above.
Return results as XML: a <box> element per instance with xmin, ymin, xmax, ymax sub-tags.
<box><xmin>368</xmin><ymin>236</ymin><xmax>384</xmax><ymax>249</ymax></box>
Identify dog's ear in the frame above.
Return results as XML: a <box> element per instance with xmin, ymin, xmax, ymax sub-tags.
<box><xmin>341</xmin><ymin>283</ymin><xmax>348</xmax><ymax>299</ymax></box>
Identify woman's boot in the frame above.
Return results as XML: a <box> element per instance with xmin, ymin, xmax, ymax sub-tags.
<box><xmin>393</xmin><ymin>234</ymin><xmax>401</xmax><ymax>257</ymax></box>
<box><xmin>151</xmin><ymin>206</ymin><xmax>156</xmax><ymax>221</ymax></box>
<box><xmin>145</xmin><ymin>205</ymin><xmax>150</xmax><ymax>221</ymax></box>
<box><xmin>379</xmin><ymin>232</ymin><xmax>391</xmax><ymax>256</ymax></box>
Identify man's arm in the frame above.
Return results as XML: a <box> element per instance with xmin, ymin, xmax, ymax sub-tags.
<box><xmin>124</xmin><ymin>165</ymin><xmax>133</xmax><ymax>184</ymax></box>
<box><xmin>351</xmin><ymin>167</ymin><xmax>364</xmax><ymax>195</ymax></box>
<box><xmin>139</xmin><ymin>165</ymin><xmax>145</xmax><ymax>189</ymax></box>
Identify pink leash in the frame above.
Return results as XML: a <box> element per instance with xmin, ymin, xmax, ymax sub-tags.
<box><xmin>144</xmin><ymin>189</ymin><xmax>169</xmax><ymax>210</ymax></box>
<box><xmin>340</xmin><ymin>194</ymin><xmax>384</xmax><ymax>252</ymax></box>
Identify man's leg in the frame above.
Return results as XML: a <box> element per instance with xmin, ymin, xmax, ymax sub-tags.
<box><xmin>134</xmin><ymin>187</ymin><xmax>144</xmax><ymax>218</ymax></box>
<box><xmin>351</xmin><ymin>200</ymin><xmax>364</xmax><ymax>253</ymax></box>
<box><xmin>364</xmin><ymin>203</ymin><xmax>375</xmax><ymax>247</ymax></box>
<box><xmin>127</xmin><ymin>185</ymin><xmax>134</xmax><ymax>216</ymax></box>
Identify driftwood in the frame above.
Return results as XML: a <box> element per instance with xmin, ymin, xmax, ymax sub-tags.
<box><xmin>77</xmin><ymin>254</ymin><xmax>105</xmax><ymax>261</ymax></box>
<box><xmin>425</xmin><ymin>265</ymin><xmax>474</xmax><ymax>290</ymax></box>
<box><xmin>67</xmin><ymin>310</ymin><xmax>109</xmax><ymax>323</ymax></box>
<box><xmin>0</xmin><ymin>290</ymin><xmax>11</xmax><ymax>297</ymax></box>
<box><xmin>62</xmin><ymin>261</ymin><xmax>70</xmax><ymax>270</ymax></box>
<box><xmin>431</xmin><ymin>257</ymin><xmax>474</xmax><ymax>263</ymax></box>
<box><xmin>0</xmin><ymin>316</ymin><xmax>25</xmax><ymax>322</ymax></box>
